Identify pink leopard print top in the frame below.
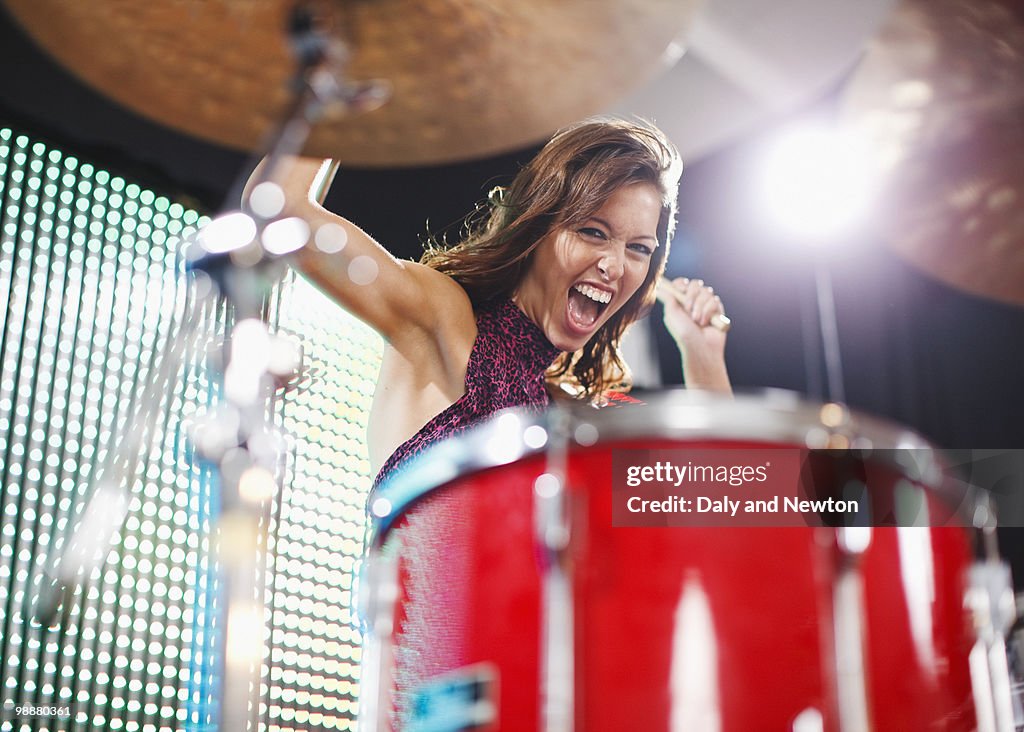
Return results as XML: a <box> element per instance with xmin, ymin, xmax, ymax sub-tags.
<box><xmin>373</xmin><ymin>298</ymin><xmax>561</xmax><ymax>487</ymax></box>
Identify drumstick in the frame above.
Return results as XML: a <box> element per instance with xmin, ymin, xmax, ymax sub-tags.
<box><xmin>311</xmin><ymin>159</ymin><xmax>341</xmax><ymax>205</ymax></box>
<box><xmin>656</xmin><ymin>276</ymin><xmax>731</xmax><ymax>333</ymax></box>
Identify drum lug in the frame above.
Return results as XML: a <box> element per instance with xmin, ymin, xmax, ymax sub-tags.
<box><xmin>965</xmin><ymin>559</ymin><xmax>1018</xmax><ymax>732</ymax></box>
<box><xmin>357</xmin><ymin>550</ymin><xmax>400</xmax><ymax>732</ymax></box>
<box><xmin>535</xmin><ymin>408</ymin><xmax>573</xmax><ymax>555</ymax></box>
<box><xmin>831</xmin><ymin>528</ymin><xmax>873</xmax><ymax>732</ymax></box>
<box><xmin>535</xmin><ymin>407</ymin><xmax>575</xmax><ymax>731</ymax></box>
<box><xmin>534</xmin><ymin>472</ymin><xmax>571</xmax><ymax>553</ymax></box>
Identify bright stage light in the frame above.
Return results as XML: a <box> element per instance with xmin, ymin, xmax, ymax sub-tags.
<box><xmin>755</xmin><ymin>123</ymin><xmax>876</xmax><ymax>242</ymax></box>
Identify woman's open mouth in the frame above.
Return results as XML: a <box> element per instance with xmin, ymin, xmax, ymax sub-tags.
<box><xmin>567</xmin><ymin>283</ymin><xmax>612</xmax><ymax>330</ymax></box>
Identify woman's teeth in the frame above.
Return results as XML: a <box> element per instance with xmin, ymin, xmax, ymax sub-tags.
<box><xmin>572</xmin><ymin>283</ymin><xmax>611</xmax><ymax>304</ymax></box>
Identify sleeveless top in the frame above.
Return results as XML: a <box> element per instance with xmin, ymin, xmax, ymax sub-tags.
<box><xmin>373</xmin><ymin>298</ymin><xmax>562</xmax><ymax>487</ymax></box>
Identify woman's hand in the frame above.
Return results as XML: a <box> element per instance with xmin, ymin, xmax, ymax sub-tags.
<box><xmin>657</xmin><ymin>276</ymin><xmax>732</xmax><ymax>394</ymax></box>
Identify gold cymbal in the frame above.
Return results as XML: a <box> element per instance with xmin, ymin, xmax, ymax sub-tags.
<box><xmin>842</xmin><ymin>0</ymin><xmax>1024</xmax><ymax>307</ymax></box>
<box><xmin>4</xmin><ymin>0</ymin><xmax>697</xmax><ymax>166</ymax></box>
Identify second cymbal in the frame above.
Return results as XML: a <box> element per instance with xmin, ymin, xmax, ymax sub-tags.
<box><xmin>842</xmin><ymin>0</ymin><xmax>1024</xmax><ymax>306</ymax></box>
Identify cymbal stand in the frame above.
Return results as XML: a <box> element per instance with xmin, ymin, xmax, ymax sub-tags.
<box><xmin>33</xmin><ymin>5</ymin><xmax>389</xmax><ymax>731</ymax></box>
<box><xmin>196</xmin><ymin>8</ymin><xmax>388</xmax><ymax>731</ymax></box>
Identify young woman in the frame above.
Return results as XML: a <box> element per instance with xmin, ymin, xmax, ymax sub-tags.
<box><xmin>258</xmin><ymin>118</ymin><xmax>731</xmax><ymax>485</ymax></box>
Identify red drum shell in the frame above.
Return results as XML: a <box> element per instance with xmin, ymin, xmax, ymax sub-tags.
<box><xmin>366</xmin><ymin>396</ymin><xmax>976</xmax><ymax>730</ymax></box>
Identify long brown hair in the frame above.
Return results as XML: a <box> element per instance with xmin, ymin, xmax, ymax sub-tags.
<box><xmin>421</xmin><ymin>117</ymin><xmax>683</xmax><ymax>399</ymax></box>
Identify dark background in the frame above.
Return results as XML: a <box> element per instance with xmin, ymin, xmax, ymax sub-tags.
<box><xmin>3</xmin><ymin>9</ymin><xmax>1023</xmax><ymax>559</ymax></box>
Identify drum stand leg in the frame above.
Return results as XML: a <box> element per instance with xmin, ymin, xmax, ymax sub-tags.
<box><xmin>832</xmin><ymin>528</ymin><xmax>873</xmax><ymax>732</ymax></box>
<box><xmin>32</xmin><ymin>287</ymin><xmax>213</xmax><ymax>628</ymax></box>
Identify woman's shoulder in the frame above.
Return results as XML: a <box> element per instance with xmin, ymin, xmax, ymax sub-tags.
<box><xmin>392</xmin><ymin>261</ymin><xmax>477</xmax><ymax>347</ymax></box>
<box><xmin>408</xmin><ymin>261</ymin><xmax>474</xmax><ymax>313</ymax></box>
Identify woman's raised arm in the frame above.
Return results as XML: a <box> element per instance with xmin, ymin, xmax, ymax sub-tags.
<box><xmin>244</xmin><ymin>156</ymin><xmax>470</xmax><ymax>345</ymax></box>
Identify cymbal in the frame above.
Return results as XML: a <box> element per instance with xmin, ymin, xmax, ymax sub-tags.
<box><xmin>842</xmin><ymin>0</ymin><xmax>1024</xmax><ymax>307</ymax></box>
<box><xmin>3</xmin><ymin>0</ymin><xmax>698</xmax><ymax>166</ymax></box>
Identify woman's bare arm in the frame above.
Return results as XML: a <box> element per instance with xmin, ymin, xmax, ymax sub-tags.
<box><xmin>244</xmin><ymin>156</ymin><xmax>471</xmax><ymax>347</ymax></box>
